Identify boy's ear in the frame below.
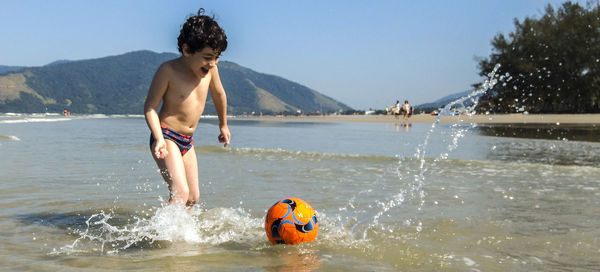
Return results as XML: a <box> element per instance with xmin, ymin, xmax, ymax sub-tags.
<box><xmin>182</xmin><ymin>43</ymin><xmax>191</xmax><ymax>56</ymax></box>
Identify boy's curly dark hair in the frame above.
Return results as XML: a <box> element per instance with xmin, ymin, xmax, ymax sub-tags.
<box><xmin>177</xmin><ymin>8</ymin><xmax>228</xmax><ymax>55</ymax></box>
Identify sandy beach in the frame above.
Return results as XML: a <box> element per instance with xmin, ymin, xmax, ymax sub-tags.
<box><xmin>234</xmin><ymin>113</ymin><xmax>600</xmax><ymax>124</ymax></box>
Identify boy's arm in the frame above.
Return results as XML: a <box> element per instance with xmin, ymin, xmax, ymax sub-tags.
<box><xmin>208</xmin><ymin>65</ymin><xmax>230</xmax><ymax>147</ymax></box>
<box><xmin>144</xmin><ymin>64</ymin><xmax>170</xmax><ymax>158</ymax></box>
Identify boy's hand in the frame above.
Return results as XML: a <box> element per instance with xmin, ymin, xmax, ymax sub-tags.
<box><xmin>218</xmin><ymin>126</ymin><xmax>231</xmax><ymax>147</ymax></box>
<box><xmin>153</xmin><ymin>139</ymin><xmax>169</xmax><ymax>159</ymax></box>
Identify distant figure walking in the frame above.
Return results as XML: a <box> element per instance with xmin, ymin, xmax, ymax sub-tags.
<box><xmin>393</xmin><ymin>100</ymin><xmax>401</xmax><ymax>119</ymax></box>
<box><xmin>401</xmin><ymin>100</ymin><xmax>412</xmax><ymax>119</ymax></box>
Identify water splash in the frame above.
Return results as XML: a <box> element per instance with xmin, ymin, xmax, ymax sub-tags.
<box><xmin>414</xmin><ymin>63</ymin><xmax>503</xmax><ymax>199</ymax></box>
<box><xmin>0</xmin><ymin>134</ymin><xmax>21</xmax><ymax>141</ymax></box>
<box><xmin>56</xmin><ymin>203</ymin><xmax>264</xmax><ymax>255</ymax></box>
<box><xmin>344</xmin><ymin>64</ymin><xmax>503</xmax><ymax>239</ymax></box>
<box><xmin>409</xmin><ymin>63</ymin><xmax>502</xmax><ymax>229</ymax></box>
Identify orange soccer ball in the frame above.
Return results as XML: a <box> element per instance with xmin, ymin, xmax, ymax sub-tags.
<box><xmin>264</xmin><ymin>197</ymin><xmax>319</xmax><ymax>245</ymax></box>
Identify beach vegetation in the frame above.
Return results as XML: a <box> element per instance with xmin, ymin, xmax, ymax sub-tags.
<box><xmin>477</xmin><ymin>1</ymin><xmax>600</xmax><ymax>113</ymax></box>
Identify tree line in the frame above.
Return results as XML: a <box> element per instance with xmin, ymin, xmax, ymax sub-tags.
<box><xmin>477</xmin><ymin>1</ymin><xmax>600</xmax><ymax>113</ymax></box>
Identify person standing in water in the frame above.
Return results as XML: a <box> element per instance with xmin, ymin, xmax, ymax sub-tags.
<box><xmin>144</xmin><ymin>9</ymin><xmax>230</xmax><ymax>207</ymax></box>
<box><xmin>393</xmin><ymin>100</ymin><xmax>401</xmax><ymax>119</ymax></box>
<box><xmin>402</xmin><ymin>100</ymin><xmax>412</xmax><ymax>119</ymax></box>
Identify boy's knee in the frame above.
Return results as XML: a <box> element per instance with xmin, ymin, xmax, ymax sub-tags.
<box><xmin>171</xmin><ymin>187</ymin><xmax>190</xmax><ymax>204</ymax></box>
<box><xmin>187</xmin><ymin>191</ymin><xmax>200</xmax><ymax>205</ymax></box>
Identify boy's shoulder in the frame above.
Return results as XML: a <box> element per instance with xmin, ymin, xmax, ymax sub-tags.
<box><xmin>155</xmin><ymin>59</ymin><xmax>182</xmax><ymax>79</ymax></box>
<box><xmin>158</xmin><ymin>58</ymin><xmax>179</xmax><ymax>72</ymax></box>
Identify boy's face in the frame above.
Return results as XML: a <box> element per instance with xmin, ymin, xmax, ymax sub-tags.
<box><xmin>182</xmin><ymin>45</ymin><xmax>220</xmax><ymax>78</ymax></box>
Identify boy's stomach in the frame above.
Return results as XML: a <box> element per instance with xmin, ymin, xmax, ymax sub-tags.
<box><xmin>159</xmin><ymin>114</ymin><xmax>201</xmax><ymax>135</ymax></box>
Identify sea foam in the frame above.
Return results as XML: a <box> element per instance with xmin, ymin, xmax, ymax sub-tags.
<box><xmin>58</xmin><ymin>204</ymin><xmax>264</xmax><ymax>254</ymax></box>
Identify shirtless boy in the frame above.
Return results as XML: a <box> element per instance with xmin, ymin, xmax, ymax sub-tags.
<box><xmin>144</xmin><ymin>9</ymin><xmax>230</xmax><ymax>207</ymax></box>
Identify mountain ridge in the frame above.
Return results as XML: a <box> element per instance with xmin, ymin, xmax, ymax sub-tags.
<box><xmin>0</xmin><ymin>50</ymin><xmax>352</xmax><ymax>114</ymax></box>
<box><xmin>415</xmin><ymin>90</ymin><xmax>474</xmax><ymax>111</ymax></box>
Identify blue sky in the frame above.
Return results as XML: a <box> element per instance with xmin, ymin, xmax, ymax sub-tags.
<box><xmin>0</xmin><ymin>0</ymin><xmax>584</xmax><ymax>109</ymax></box>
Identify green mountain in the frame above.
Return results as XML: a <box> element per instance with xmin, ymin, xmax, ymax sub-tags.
<box><xmin>0</xmin><ymin>50</ymin><xmax>351</xmax><ymax>114</ymax></box>
<box><xmin>0</xmin><ymin>65</ymin><xmax>26</xmax><ymax>74</ymax></box>
<box><xmin>414</xmin><ymin>90</ymin><xmax>474</xmax><ymax>113</ymax></box>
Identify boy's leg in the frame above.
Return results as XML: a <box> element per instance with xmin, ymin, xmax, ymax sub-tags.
<box><xmin>182</xmin><ymin>146</ymin><xmax>200</xmax><ymax>206</ymax></box>
<box><xmin>152</xmin><ymin>140</ymin><xmax>190</xmax><ymax>205</ymax></box>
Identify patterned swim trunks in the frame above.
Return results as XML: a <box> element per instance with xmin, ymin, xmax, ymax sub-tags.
<box><xmin>149</xmin><ymin>126</ymin><xmax>194</xmax><ymax>155</ymax></box>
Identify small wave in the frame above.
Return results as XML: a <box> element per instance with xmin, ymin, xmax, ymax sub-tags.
<box><xmin>2</xmin><ymin>112</ymin><xmax>23</xmax><ymax>117</ymax></box>
<box><xmin>26</xmin><ymin>113</ymin><xmax>60</xmax><ymax>117</ymax></box>
<box><xmin>195</xmin><ymin>145</ymin><xmax>399</xmax><ymax>162</ymax></box>
<box><xmin>0</xmin><ymin>134</ymin><xmax>21</xmax><ymax>141</ymax></box>
<box><xmin>0</xmin><ymin>113</ymin><xmax>144</xmax><ymax>123</ymax></box>
<box><xmin>0</xmin><ymin>118</ymin><xmax>71</xmax><ymax>124</ymax></box>
<box><xmin>107</xmin><ymin>114</ymin><xmax>144</xmax><ymax>118</ymax></box>
<box><xmin>82</xmin><ymin>114</ymin><xmax>110</xmax><ymax>119</ymax></box>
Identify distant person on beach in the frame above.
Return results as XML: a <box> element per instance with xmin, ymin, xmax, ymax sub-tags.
<box><xmin>144</xmin><ymin>9</ymin><xmax>230</xmax><ymax>207</ymax></box>
<box><xmin>402</xmin><ymin>100</ymin><xmax>412</xmax><ymax>119</ymax></box>
<box><xmin>393</xmin><ymin>100</ymin><xmax>401</xmax><ymax>119</ymax></box>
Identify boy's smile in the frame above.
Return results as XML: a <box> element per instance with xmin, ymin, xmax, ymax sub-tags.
<box><xmin>200</xmin><ymin>67</ymin><xmax>210</xmax><ymax>76</ymax></box>
<box><xmin>182</xmin><ymin>45</ymin><xmax>220</xmax><ymax>78</ymax></box>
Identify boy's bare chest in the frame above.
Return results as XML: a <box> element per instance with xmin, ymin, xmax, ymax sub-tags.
<box><xmin>166</xmin><ymin>78</ymin><xmax>209</xmax><ymax>104</ymax></box>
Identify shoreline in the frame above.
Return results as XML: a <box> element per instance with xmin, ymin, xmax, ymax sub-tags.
<box><xmin>232</xmin><ymin>113</ymin><xmax>600</xmax><ymax>125</ymax></box>
<box><xmin>2</xmin><ymin>112</ymin><xmax>598</xmax><ymax>125</ymax></box>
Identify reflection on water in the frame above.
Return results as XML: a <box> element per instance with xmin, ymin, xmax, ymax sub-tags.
<box><xmin>477</xmin><ymin>124</ymin><xmax>600</xmax><ymax>142</ymax></box>
<box><xmin>477</xmin><ymin>124</ymin><xmax>600</xmax><ymax>166</ymax></box>
<box><xmin>393</xmin><ymin>122</ymin><xmax>412</xmax><ymax>132</ymax></box>
<box><xmin>483</xmin><ymin>136</ymin><xmax>600</xmax><ymax>167</ymax></box>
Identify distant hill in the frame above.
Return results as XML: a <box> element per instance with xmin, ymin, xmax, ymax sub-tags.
<box><xmin>0</xmin><ymin>65</ymin><xmax>26</xmax><ymax>75</ymax></box>
<box><xmin>415</xmin><ymin>90</ymin><xmax>474</xmax><ymax>112</ymax></box>
<box><xmin>45</xmin><ymin>60</ymin><xmax>72</xmax><ymax>66</ymax></box>
<box><xmin>0</xmin><ymin>50</ymin><xmax>351</xmax><ymax>114</ymax></box>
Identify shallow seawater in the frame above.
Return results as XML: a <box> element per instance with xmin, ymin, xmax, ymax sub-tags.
<box><xmin>0</xmin><ymin>114</ymin><xmax>599</xmax><ymax>271</ymax></box>
<box><xmin>477</xmin><ymin>123</ymin><xmax>600</xmax><ymax>143</ymax></box>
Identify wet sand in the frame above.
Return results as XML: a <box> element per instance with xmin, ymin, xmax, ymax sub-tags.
<box><xmin>234</xmin><ymin>113</ymin><xmax>600</xmax><ymax>124</ymax></box>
